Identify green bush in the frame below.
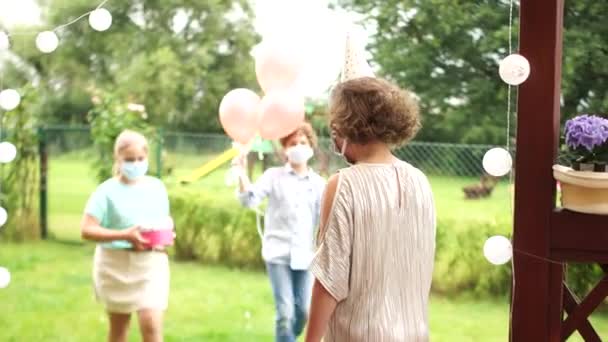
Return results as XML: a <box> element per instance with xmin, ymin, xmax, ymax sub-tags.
<box><xmin>168</xmin><ymin>193</ymin><xmax>604</xmax><ymax>299</ymax></box>
<box><xmin>169</xmin><ymin>189</ymin><xmax>262</xmax><ymax>269</ymax></box>
<box><xmin>433</xmin><ymin>218</ymin><xmax>512</xmax><ymax>298</ymax></box>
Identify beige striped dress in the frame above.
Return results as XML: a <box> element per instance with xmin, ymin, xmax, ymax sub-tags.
<box><xmin>311</xmin><ymin>161</ymin><xmax>436</xmax><ymax>341</ymax></box>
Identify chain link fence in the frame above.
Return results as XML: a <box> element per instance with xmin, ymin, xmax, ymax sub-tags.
<box><xmin>40</xmin><ymin>126</ymin><xmax>516</xmax><ymax>242</ymax></box>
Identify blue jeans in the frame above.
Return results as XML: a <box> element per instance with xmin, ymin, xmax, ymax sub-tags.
<box><xmin>266</xmin><ymin>263</ymin><xmax>312</xmax><ymax>342</ymax></box>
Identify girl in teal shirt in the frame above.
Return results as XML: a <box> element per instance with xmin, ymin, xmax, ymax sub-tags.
<box><xmin>81</xmin><ymin>130</ymin><xmax>170</xmax><ymax>342</ymax></box>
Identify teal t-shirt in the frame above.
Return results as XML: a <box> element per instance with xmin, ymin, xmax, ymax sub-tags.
<box><xmin>84</xmin><ymin>176</ymin><xmax>170</xmax><ymax>249</ymax></box>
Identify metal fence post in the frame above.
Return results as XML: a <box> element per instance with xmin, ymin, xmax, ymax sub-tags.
<box><xmin>38</xmin><ymin>127</ymin><xmax>48</xmax><ymax>239</ymax></box>
<box><xmin>156</xmin><ymin>128</ymin><xmax>163</xmax><ymax>178</ymax></box>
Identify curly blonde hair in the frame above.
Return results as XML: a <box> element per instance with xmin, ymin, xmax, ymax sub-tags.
<box><xmin>329</xmin><ymin>77</ymin><xmax>421</xmax><ymax>146</ymax></box>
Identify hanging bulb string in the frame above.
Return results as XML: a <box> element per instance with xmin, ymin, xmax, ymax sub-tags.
<box><xmin>6</xmin><ymin>0</ymin><xmax>110</xmax><ymax>37</ymax></box>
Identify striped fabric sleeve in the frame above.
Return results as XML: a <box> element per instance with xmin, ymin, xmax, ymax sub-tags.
<box><xmin>310</xmin><ymin>177</ymin><xmax>352</xmax><ymax>302</ymax></box>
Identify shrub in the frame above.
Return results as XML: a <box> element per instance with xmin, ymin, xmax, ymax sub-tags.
<box><xmin>168</xmin><ymin>191</ymin><xmax>602</xmax><ymax>298</ymax></box>
<box><xmin>169</xmin><ymin>189</ymin><xmax>262</xmax><ymax>269</ymax></box>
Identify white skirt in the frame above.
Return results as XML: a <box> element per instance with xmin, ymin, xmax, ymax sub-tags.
<box><xmin>93</xmin><ymin>246</ymin><xmax>170</xmax><ymax>313</ymax></box>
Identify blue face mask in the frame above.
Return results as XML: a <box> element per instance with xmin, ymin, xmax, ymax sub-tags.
<box><xmin>121</xmin><ymin>160</ymin><xmax>148</xmax><ymax>180</ymax></box>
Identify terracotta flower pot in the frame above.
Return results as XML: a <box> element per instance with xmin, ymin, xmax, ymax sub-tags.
<box><xmin>572</xmin><ymin>161</ymin><xmax>608</xmax><ymax>172</ymax></box>
<box><xmin>553</xmin><ymin>165</ymin><xmax>608</xmax><ymax>215</ymax></box>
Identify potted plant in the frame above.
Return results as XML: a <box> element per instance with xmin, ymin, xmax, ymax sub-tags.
<box><xmin>553</xmin><ymin>114</ymin><xmax>608</xmax><ymax>214</ymax></box>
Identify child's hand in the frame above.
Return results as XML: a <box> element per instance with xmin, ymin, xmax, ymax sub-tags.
<box><xmin>124</xmin><ymin>225</ymin><xmax>149</xmax><ymax>251</ymax></box>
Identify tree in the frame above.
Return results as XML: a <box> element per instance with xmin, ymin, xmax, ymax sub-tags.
<box><xmin>4</xmin><ymin>0</ymin><xmax>259</xmax><ymax>132</ymax></box>
<box><xmin>339</xmin><ymin>0</ymin><xmax>608</xmax><ymax>144</ymax></box>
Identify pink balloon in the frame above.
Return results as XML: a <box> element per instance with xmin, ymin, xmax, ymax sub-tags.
<box><xmin>255</xmin><ymin>42</ymin><xmax>303</xmax><ymax>93</ymax></box>
<box><xmin>219</xmin><ymin>89</ymin><xmax>261</xmax><ymax>144</ymax></box>
<box><xmin>258</xmin><ymin>91</ymin><xmax>305</xmax><ymax>140</ymax></box>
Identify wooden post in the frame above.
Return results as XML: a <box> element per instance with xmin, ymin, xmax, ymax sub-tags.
<box><xmin>511</xmin><ymin>0</ymin><xmax>565</xmax><ymax>341</ymax></box>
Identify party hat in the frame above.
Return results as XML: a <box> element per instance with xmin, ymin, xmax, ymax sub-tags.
<box><xmin>341</xmin><ymin>28</ymin><xmax>375</xmax><ymax>82</ymax></box>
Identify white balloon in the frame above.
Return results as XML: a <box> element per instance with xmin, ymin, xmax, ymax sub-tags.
<box><xmin>0</xmin><ymin>89</ymin><xmax>21</xmax><ymax>111</ymax></box>
<box><xmin>482</xmin><ymin>147</ymin><xmax>512</xmax><ymax>177</ymax></box>
<box><xmin>483</xmin><ymin>235</ymin><xmax>513</xmax><ymax>265</ymax></box>
<box><xmin>0</xmin><ymin>267</ymin><xmax>10</xmax><ymax>288</ymax></box>
<box><xmin>89</xmin><ymin>8</ymin><xmax>112</xmax><ymax>32</ymax></box>
<box><xmin>0</xmin><ymin>142</ymin><xmax>17</xmax><ymax>163</ymax></box>
<box><xmin>0</xmin><ymin>31</ymin><xmax>9</xmax><ymax>50</ymax></box>
<box><xmin>499</xmin><ymin>54</ymin><xmax>530</xmax><ymax>86</ymax></box>
<box><xmin>0</xmin><ymin>207</ymin><xmax>7</xmax><ymax>226</ymax></box>
<box><xmin>36</xmin><ymin>31</ymin><xmax>59</xmax><ymax>53</ymax></box>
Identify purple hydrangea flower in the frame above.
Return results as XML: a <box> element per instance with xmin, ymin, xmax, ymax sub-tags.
<box><xmin>565</xmin><ymin>115</ymin><xmax>608</xmax><ymax>152</ymax></box>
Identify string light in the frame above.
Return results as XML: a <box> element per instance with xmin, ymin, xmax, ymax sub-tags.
<box><xmin>484</xmin><ymin>235</ymin><xmax>513</xmax><ymax>265</ymax></box>
<box><xmin>0</xmin><ymin>32</ymin><xmax>9</xmax><ymax>50</ymax></box>
<box><xmin>35</xmin><ymin>31</ymin><xmax>59</xmax><ymax>53</ymax></box>
<box><xmin>0</xmin><ymin>207</ymin><xmax>7</xmax><ymax>226</ymax></box>
<box><xmin>0</xmin><ymin>267</ymin><xmax>10</xmax><ymax>288</ymax></box>
<box><xmin>89</xmin><ymin>8</ymin><xmax>113</xmax><ymax>32</ymax></box>
<box><xmin>0</xmin><ymin>142</ymin><xmax>17</xmax><ymax>163</ymax></box>
<box><xmin>482</xmin><ymin>147</ymin><xmax>512</xmax><ymax>177</ymax></box>
<box><xmin>499</xmin><ymin>54</ymin><xmax>530</xmax><ymax>86</ymax></box>
<box><xmin>0</xmin><ymin>89</ymin><xmax>21</xmax><ymax>111</ymax></box>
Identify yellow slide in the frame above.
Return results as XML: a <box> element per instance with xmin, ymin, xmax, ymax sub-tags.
<box><xmin>179</xmin><ymin>147</ymin><xmax>240</xmax><ymax>184</ymax></box>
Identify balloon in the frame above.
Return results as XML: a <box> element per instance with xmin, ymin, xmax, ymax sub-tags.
<box><xmin>219</xmin><ymin>89</ymin><xmax>261</xmax><ymax>144</ymax></box>
<box><xmin>483</xmin><ymin>235</ymin><xmax>513</xmax><ymax>265</ymax></box>
<box><xmin>258</xmin><ymin>91</ymin><xmax>305</xmax><ymax>140</ymax></box>
<box><xmin>499</xmin><ymin>54</ymin><xmax>530</xmax><ymax>86</ymax></box>
<box><xmin>255</xmin><ymin>40</ymin><xmax>303</xmax><ymax>93</ymax></box>
<box><xmin>482</xmin><ymin>148</ymin><xmax>512</xmax><ymax>177</ymax></box>
<box><xmin>89</xmin><ymin>8</ymin><xmax>112</xmax><ymax>32</ymax></box>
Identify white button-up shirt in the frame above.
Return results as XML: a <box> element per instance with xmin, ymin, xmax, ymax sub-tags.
<box><xmin>238</xmin><ymin>164</ymin><xmax>326</xmax><ymax>270</ymax></box>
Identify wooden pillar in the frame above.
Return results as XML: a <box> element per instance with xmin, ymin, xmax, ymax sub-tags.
<box><xmin>511</xmin><ymin>1</ymin><xmax>565</xmax><ymax>341</ymax></box>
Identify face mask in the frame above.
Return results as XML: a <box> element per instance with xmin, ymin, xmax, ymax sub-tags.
<box><xmin>121</xmin><ymin>160</ymin><xmax>148</xmax><ymax>180</ymax></box>
<box><xmin>331</xmin><ymin>132</ymin><xmax>352</xmax><ymax>165</ymax></box>
<box><xmin>286</xmin><ymin>145</ymin><xmax>314</xmax><ymax>165</ymax></box>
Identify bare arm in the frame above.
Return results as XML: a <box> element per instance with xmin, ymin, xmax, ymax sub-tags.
<box><xmin>306</xmin><ymin>173</ymin><xmax>340</xmax><ymax>342</ymax></box>
<box><xmin>306</xmin><ymin>280</ymin><xmax>339</xmax><ymax>342</ymax></box>
<box><xmin>80</xmin><ymin>214</ymin><xmax>148</xmax><ymax>249</ymax></box>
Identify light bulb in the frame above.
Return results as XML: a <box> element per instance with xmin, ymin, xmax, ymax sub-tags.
<box><xmin>89</xmin><ymin>8</ymin><xmax>112</xmax><ymax>32</ymax></box>
<box><xmin>499</xmin><ymin>54</ymin><xmax>530</xmax><ymax>86</ymax></box>
<box><xmin>0</xmin><ymin>89</ymin><xmax>20</xmax><ymax>111</ymax></box>
<box><xmin>0</xmin><ymin>31</ymin><xmax>9</xmax><ymax>50</ymax></box>
<box><xmin>0</xmin><ymin>207</ymin><xmax>7</xmax><ymax>226</ymax></box>
<box><xmin>0</xmin><ymin>267</ymin><xmax>10</xmax><ymax>288</ymax></box>
<box><xmin>36</xmin><ymin>31</ymin><xmax>59</xmax><ymax>53</ymax></box>
<box><xmin>0</xmin><ymin>142</ymin><xmax>17</xmax><ymax>163</ymax></box>
<box><xmin>483</xmin><ymin>148</ymin><xmax>512</xmax><ymax>177</ymax></box>
<box><xmin>483</xmin><ymin>235</ymin><xmax>513</xmax><ymax>265</ymax></box>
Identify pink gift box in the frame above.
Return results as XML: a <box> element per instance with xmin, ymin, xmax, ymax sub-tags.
<box><xmin>140</xmin><ymin>217</ymin><xmax>175</xmax><ymax>248</ymax></box>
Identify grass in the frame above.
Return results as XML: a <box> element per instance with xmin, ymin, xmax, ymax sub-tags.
<box><xmin>0</xmin><ymin>241</ymin><xmax>516</xmax><ymax>341</ymax></box>
<box><xmin>2</xmin><ymin>242</ymin><xmax>606</xmax><ymax>341</ymax></box>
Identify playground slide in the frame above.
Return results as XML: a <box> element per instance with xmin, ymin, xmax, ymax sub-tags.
<box><xmin>179</xmin><ymin>147</ymin><xmax>240</xmax><ymax>184</ymax></box>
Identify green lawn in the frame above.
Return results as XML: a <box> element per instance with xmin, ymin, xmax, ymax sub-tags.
<box><xmin>0</xmin><ymin>241</ymin><xmax>512</xmax><ymax>341</ymax></box>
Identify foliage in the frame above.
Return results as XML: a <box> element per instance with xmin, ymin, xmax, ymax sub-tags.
<box><xmin>170</xmin><ymin>189</ymin><xmax>262</xmax><ymax>268</ymax></box>
<box><xmin>87</xmin><ymin>91</ymin><xmax>154</xmax><ymax>182</ymax></box>
<box><xmin>338</xmin><ymin>1</ymin><xmax>608</xmax><ymax>144</ymax></box>
<box><xmin>3</xmin><ymin>0</ymin><xmax>259</xmax><ymax>133</ymax></box>
<box><xmin>0</xmin><ymin>86</ymin><xmax>40</xmax><ymax>241</ymax></box>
